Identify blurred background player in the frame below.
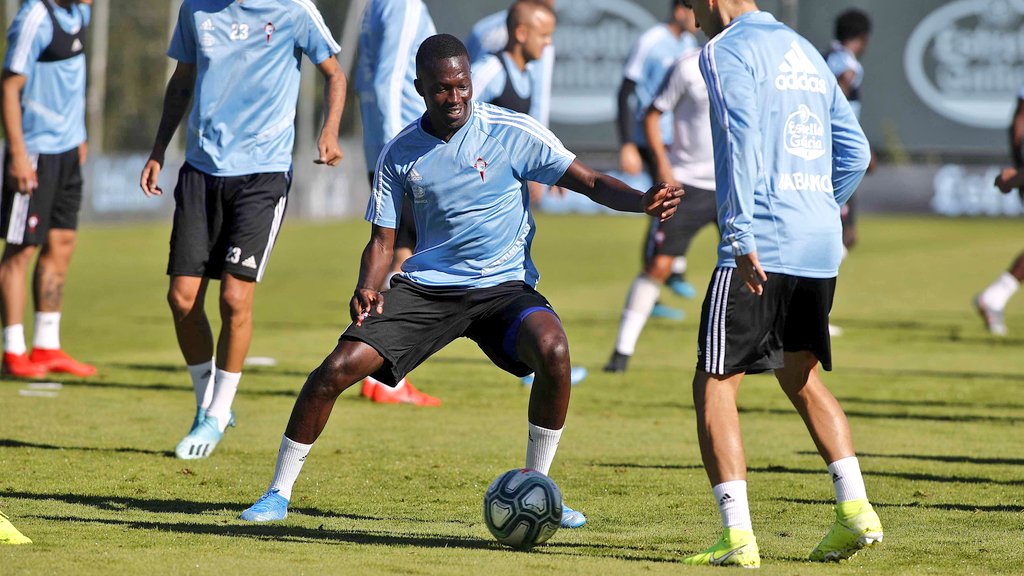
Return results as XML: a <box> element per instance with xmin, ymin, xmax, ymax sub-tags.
<box><xmin>617</xmin><ymin>0</ymin><xmax>699</xmax><ymax>321</ymax></box>
<box><xmin>975</xmin><ymin>167</ymin><xmax>1024</xmax><ymax>336</ymax></box>
<box><xmin>140</xmin><ymin>0</ymin><xmax>346</xmax><ymax>459</ymax></box>
<box><xmin>682</xmin><ymin>0</ymin><xmax>881</xmax><ymax>566</ymax></box>
<box><xmin>605</xmin><ymin>42</ymin><xmax>717</xmax><ymax>373</ymax></box>
<box><xmin>355</xmin><ymin>0</ymin><xmax>440</xmax><ymax>406</ymax></box>
<box><xmin>0</xmin><ymin>0</ymin><xmax>96</xmax><ymax>379</ymax></box>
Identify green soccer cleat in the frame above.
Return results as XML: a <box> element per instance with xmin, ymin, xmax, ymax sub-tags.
<box><xmin>0</xmin><ymin>511</ymin><xmax>32</xmax><ymax>545</ymax></box>
<box><xmin>683</xmin><ymin>527</ymin><xmax>760</xmax><ymax>568</ymax></box>
<box><xmin>809</xmin><ymin>499</ymin><xmax>883</xmax><ymax>562</ymax></box>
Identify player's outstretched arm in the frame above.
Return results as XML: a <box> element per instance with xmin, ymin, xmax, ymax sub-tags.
<box><xmin>350</xmin><ymin>225</ymin><xmax>396</xmax><ymax>325</ymax></box>
<box><xmin>314</xmin><ymin>56</ymin><xmax>346</xmax><ymax>166</ymax></box>
<box><xmin>140</xmin><ymin>62</ymin><xmax>196</xmax><ymax>197</ymax></box>
<box><xmin>555</xmin><ymin>159</ymin><xmax>682</xmax><ymax>221</ymax></box>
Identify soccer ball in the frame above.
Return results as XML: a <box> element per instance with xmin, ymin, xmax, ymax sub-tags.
<box><xmin>483</xmin><ymin>468</ymin><xmax>562</xmax><ymax>550</ymax></box>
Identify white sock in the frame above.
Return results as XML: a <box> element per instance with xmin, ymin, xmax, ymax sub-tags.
<box><xmin>713</xmin><ymin>480</ymin><xmax>752</xmax><ymax>530</ymax></box>
<box><xmin>828</xmin><ymin>456</ymin><xmax>868</xmax><ymax>503</ymax></box>
<box><xmin>268</xmin><ymin>435</ymin><xmax>312</xmax><ymax>501</ymax></box>
<box><xmin>671</xmin><ymin>256</ymin><xmax>688</xmax><ymax>275</ymax></box>
<box><xmin>3</xmin><ymin>324</ymin><xmax>27</xmax><ymax>355</ymax></box>
<box><xmin>187</xmin><ymin>360</ymin><xmax>215</xmax><ymax>410</ymax></box>
<box><xmin>206</xmin><ymin>369</ymin><xmax>241</xmax><ymax>432</ymax></box>
<box><xmin>32</xmin><ymin>312</ymin><xmax>61</xmax><ymax>350</ymax></box>
<box><xmin>614</xmin><ymin>275</ymin><xmax>661</xmax><ymax>356</ymax></box>
<box><xmin>525</xmin><ymin>422</ymin><xmax>562</xmax><ymax>476</ymax></box>
<box><xmin>979</xmin><ymin>272</ymin><xmax>1020</xmax><ymax>311</ymax></box>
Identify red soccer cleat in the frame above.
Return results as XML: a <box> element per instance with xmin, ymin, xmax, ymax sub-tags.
<box><xmin>2</xmin><ymin>352</ymin><xmax>47</xmax><ymax>378</ymax></box>
<box><xmin>362</xmin><ymin>377</ymin><xmax>441</xmax><ymax>407</ymax></box>
<box><xmin>29</xmin><ymin>348</ymin><xmax>97</xmax><ymax>377</ymax></box>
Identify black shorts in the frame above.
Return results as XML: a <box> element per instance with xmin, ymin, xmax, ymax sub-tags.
<box><xmin>1</xmin><ymin>148</ymin><xmax>82</xmax><ymax>246</ymax></box>
<box><xmin>697</xmin><ymin>267</ymin><xmax>836</xmax><ymax>375</ymax></box>
<box><xmin>167</xmin><ymin>163</ymin><xmax>290</xmax><ymax>282</ymax></box>
<box><xmin>394</xmin><ymin>196</ymin><xmax>416</xmax><ymax>251</ymax></box>
<box><xmin>341</xmin><ymin>277</ymin><xmax>559</xmax><ymax>385</ymax></box>
<box><xmin>644</xmin><ymin>185</ymin><xmax>718</xmax><ymax>259</ymax></box>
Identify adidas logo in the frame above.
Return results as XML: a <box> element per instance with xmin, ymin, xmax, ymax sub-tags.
<box><xmin>241</xmin><ymin>256</ymin><xmax>257</xmax><ymax>269</ymax></box>
<box><xmin>775</xmin><ymin>41</ymin><xmax>827</xmax><ymax>94</ymax></box>
<box><xmin>200</xmin><ymin>18</ymin><xmax>215</xmax><ymax>32</ymax></box>
<box><xmin>719</xmin><ymin>493</ymin><xmax>733</xmax><ymax>505</ymax></box>
<box><xmin>831</xmin><ymin>473</ymin><xmax>843</xmax><ymax>483</ymax></box>
<box><xmin>70</xmin><ymin>38</ymin><xmax>83</xmax><ymax>53</ymax></box>
<box><xmin>408</xmin><ymin>168</ymin><xmax>423</xmax><ymax>182</ymax></box>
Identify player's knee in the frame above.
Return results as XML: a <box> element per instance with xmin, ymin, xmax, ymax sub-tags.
<box><xmin>534</xmin><ymin>333</ymin><xmax>570</xmax><ymax>374</ymax></box>
<box><xmin>219</xmin><ymin>285</ymin><xmax>253</xmax><ymax>318</ymax></box>
<box><xmin>167</xmin><ymin>286</ymin><xmax>201</xmax><ymax>318</ymax></box>
<box><xmin>313</xmin><ymin>355</ymin><xmax>357</xmax><ymax>396</ymax></box>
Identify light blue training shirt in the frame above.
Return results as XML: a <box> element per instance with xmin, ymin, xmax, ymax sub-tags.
<box><xmin>471</xmin><ymin>51</ymin><xmax>533</xmax><ymax>108</ymax></box>
<box><xmin>622</xmin><ymin>24</ymin><xmax>697</xmax><ymax>148</ymax></box>
<box><xmin>699</xmin><ymin>11</ymin><xmax>870</xmax><ymax>278</ymax></box>
<box><xmin>356</xmin><ymin>0</ymin><xmax>436</xmax><ymax>168</ymax></box>
<box><xmin>3</xmin><ymin>0</ymin><xmax>90</xmax><ymax>155</ymax></box>
<box><xmin>168</xmin><ymin>0</ymin><xmax>340</xmax><ymax>177</ymax></box>
<box><xmin>825</xmin><ymin>41</ymin><xmax>864</xmax><ymax>120</ymax></box>
<box><xmin>466</xmin><ymin>9</ymin><xmax>553</xmax><ymax>126</ymax></box>
<box><xmin>366</xmin><ymin>102</ymin><xmax>576</xmax><ymax>288</ymax></box>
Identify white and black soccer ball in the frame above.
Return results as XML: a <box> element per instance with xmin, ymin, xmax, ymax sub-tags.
<box><xmin>483</xmin><ymin>468</ymin><xmax>562</xmax><ymax>550</ymax></box>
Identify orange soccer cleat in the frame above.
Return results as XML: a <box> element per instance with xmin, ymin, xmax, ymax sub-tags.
<box><xmin>2</xmin><ymin>352</ymin><xmax>47</xmax><ymax>378</ymax></box>
<box><xmin>361</xmin><ymin>376</ymin><xmax>441</xmax><ymax>407</ymax></box>
<box><xmin>29</xmin><ymin>348</ymin><xmax>97</xmax><ymax>377</ymax></box>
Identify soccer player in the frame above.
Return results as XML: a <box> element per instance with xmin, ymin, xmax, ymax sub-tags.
<box><xmin>975</xmin><ymin>167</ymin><xmax>1024</xmax><ymax>336</ymax></box>
<box><xmin>604</xmin><ymin>46</ymin><xmax>717</xmax><ymax>373</ymax></box>
<box><xmin>472</xmin><ymin>1</ymin><xmax>554</xmax><ymax>116</ymax></box>
<box><xmin>618</xmin><ymin>0</ymin><xmax>699</xmax><ymax>320</ymax></box>
<box><xmin>139</xmin><ymin>0</ymin><xmax>347</xmax><ymax>460</ymax></box>
<box><xmin>0</xmin><ymin>0</ymin><xmax>96</xmax><ymax>379</ymax></box>
<box><xmin>239</xmin><ymin>34</ymin><xmax>682</xmax><ymax>530</ymax></box>
<box><xmin>356</xmin><ymin>0</ymin><xmax>440</xmax><ymax>406</ymax></box>
<box><xmin>680</xmin><ymin>0</ymin><xmax>882</xmax><ymax>567</ymax></box>
<box><xmin>0</xmin><ymin>510</ymin><xmax>31</xmax><ymax>545</ymax></box>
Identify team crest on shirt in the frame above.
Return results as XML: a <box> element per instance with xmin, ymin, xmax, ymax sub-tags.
<box><xmin>473</xmin><ymin>157</ymin><xmax>488</xmax><ymax>182</ymax></box>
<box><xmin>264</xmin><ymin>22</ymin><xmax>276</xmax><ymax>44</ymax></box>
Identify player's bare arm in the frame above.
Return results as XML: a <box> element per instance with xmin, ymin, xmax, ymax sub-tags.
<box><xmin>314</xmin><ymin>56</ymin><xmax>347</xmax><ymax>167</ymax></box>
<box><xmin>140</xmin><ymin>62</ymin><xmax>196</xmax><ymax>196</ymax></box>
<box><xmin>1</xmin><ymin>71</ymin><xmax>37</xmax><ymax>194</ymax></box>
<box><xmin>616</xmin><ymin>78</ymin><xmax>643</xmax><ymax>175</ymax></box>
<box><xmin>350</xmin><ymin>225</ymin><xmax>396</xmax><ymax>324</ymax></box>
<box><xmin>995</xmin><ymin>167</ymin><xmax>1024</xmax><ymax>194</ymax></box>
<box><xmin>555</xmin><ymin>159</ymin><xmax>683</xmax><ymax>221</ymax></box>
<box><xmin>643</xmin><ymin>105</ymin><xmax>679</xmax><ymax>187</ymax></box>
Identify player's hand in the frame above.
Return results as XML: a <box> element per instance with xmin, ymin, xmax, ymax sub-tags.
<box><xmin>735</xmin><ymin>252</ymin><xmax>767</xmax><ymax>296</ymax></box>
<box><xmin>78</xmin><ymin>141</ymin><xmax>88</xmax><ymax>166</ymax></box>
<box><xmin>7</xmin><ymin>152</ymin><xmax>38</xmax><ymax>195</ymax></box>
<box><xmin>656</xmin><ymin>164</ymin><xmax>680</xmax><ymax>189</ymax></box>
<box><xmin>140</xmin><ymin>157</ymin><xmax>164</xmax><ymax>197</ymax></box>
<box><xmin>619</xmin><ymin>143</ymin><xmax>643</xmax><ymax>176</ymax></box>
<box><xmin>994</xmin><ymin>167</ymin><xmax>1020</xmax><ymax>194</ymax></box>
<box><xmin>641</xmin><ymin>182</ymin><xmax>683</xmax><ymax>222</ymax></box>
<box><xmin>314</xmin><ymin>133</ymin><xmax>343</xmax><ymax>166</ymax></box>
<box><xmin>350</xmin><ymin>288</ymin><xmax>384</xmax><ymax>326</ymax></box>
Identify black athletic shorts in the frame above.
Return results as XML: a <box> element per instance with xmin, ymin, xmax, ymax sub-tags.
<box><xmin>394</xmin><ymin>196</ymin><xmax>417</xmax><ymax>251</ymax></box>
<box><xmin>167</xmin><ymin>163</ymin><xmax>290</xmax><ymax>282</ymax></box>
<box><xmin>644</xmin><ymin>185</ymin><xmax>718</xmax><ymax>259</ymax></box>
<box><xmin>697</xmin><ymin>267</ymin><xmax>836</xmax><ymax>375</ymax></box>
<box><xmin>342</xmin><ymin>277</ymin><xmax>559</xmax><ymax>385</ymax></box>
<box><xmin>1</xmin><ymin>147</ymin><xmax>82</xmax><ymax>246</ymax></box>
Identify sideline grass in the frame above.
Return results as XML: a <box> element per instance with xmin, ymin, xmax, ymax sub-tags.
<box><xmin>2</xmin><ymin>214</ymin><xmax>1022</xmax><ymax>575</ymax></box>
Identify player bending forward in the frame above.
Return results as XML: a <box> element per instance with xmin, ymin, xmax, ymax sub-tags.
<box><xmin>240</xmin><ymin>34</ymin><xmax>681</xmax><ymax>529</ymax></box>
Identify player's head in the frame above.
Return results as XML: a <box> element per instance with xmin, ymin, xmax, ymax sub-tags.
<box><xmin>682</xmin><ymin>0</ymin><xmax>757</xmax><ymax>38</ymax></box>
<box><xmin>671</xmin><ymin>0</ymin><xmax>698</xmax><ymax>34</ymax></box>
<box><xmin>415</xmin><ymin>34</ymin><xmax>473</xmax><ymax>139</ymax></box>
<box><xmin>506</xmin><ymin>0</ymin><xmax>557</xmax><ymax>63</ymax></box>
<box><xmin>835</xmin><ymin>9</ymin><xmax>871</xmax><ymax>56</ymax></box>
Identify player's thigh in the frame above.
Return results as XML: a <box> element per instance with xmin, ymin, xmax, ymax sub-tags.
<box><xmin>654</xmin><ymin>186</ymin><xmax>718</xmax><ymax>257</ymax></box>
<box><xmin>467</xmin><ymin>283</ymin><xmax>562</xmax><ymax>377</ymax></box>
<box><xmin>223</xmin><ymin>171</ymin><xmax>291</xmax><ymax>282</ymax></box>
<box><xmin>2</xmin><ymin>152</ymin><xmax>59</xmax><ymax>247</ymax></box>
<box><xmin>49</xmin><ymin>149</ymin><xmax>84</xmax><ymax>233</ymax></box>
<box><xmin>781</xmin><ymin>276</ymin><xmax>836</xmax><ymax>371</ymax></box>
<box><xmin>167</xmin><ymin>164</ymin><xmax>219</xmax><ymax>278</ymax></box>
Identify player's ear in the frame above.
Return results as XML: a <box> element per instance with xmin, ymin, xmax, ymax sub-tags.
<box><xmin>515</xmin><ymin>24</ymin><xmax>528</xmax><ymax>44</ymax></box>
<box><xmin>414</xmin><ymin>78</ymin><xmax>424</xmax><ymax>97</ymax></box>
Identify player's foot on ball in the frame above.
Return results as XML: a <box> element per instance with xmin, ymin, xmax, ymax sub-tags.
<box><xmin>0</xmin><ymin>511</ymin><xmax>32</xmax><ymax>545</ymax></box>
<box><xmin>240</xmin><ymin>489</ymin><xmax>289</xmax><ymax>522</ymax></box>
<box><xmin>367</xmin><ymin>377</ymin><xmax>441</xmax><ymax>406</ymax></box>
<box><xmin>809</xmin><ymin>499</ymin><xmax>883</xmax><ymax>562</ymax></box>
<box><xmin>29</xmin><ymin>348</ymin><xmax>96</xmax><ymax>377</ymax></box>
<box><xmin>974</xmin><ymin>296</ymin><xmax>1008</xmax><ymax>336</ymax></box>
<box><xmin>682</xmin><ymin>527</ymin><xmax>760</xmax><ymax>568</ymax></box>
<box><xmin>667</xmin><ymin>275</ymin><xmax>697</xmax><ymax>299</ymax></box>
<box><xmin>1</xmin><ymin>352</ymin><xmax>47</xmax><ymax>379</ymax></box>
<box><xmin>520</xmin><ymin>366</ymin><xmax>588</xmax><ymax>387</ymax></box>
<box><xmin>561</xmin><ymin>504</ymin><xmax>587</xmax><ymax>528</ymax></box>
<box><xmin>603</xmin><ymin>351</ymin><xmax>630</xmax><ymax>373</ymax></box>
<box><xmin>651</xmin><ymin>303</ymin><xmax>685</xmax><ymax>321</ymax></box>
<box><xmin>175</xmin><ymin>415</ymin><xmax>226</xmax><ymax>459</ymax></box>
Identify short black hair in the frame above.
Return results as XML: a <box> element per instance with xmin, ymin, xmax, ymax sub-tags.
<box><xmin>835</xmin><ymin>9</ymin><xmax>871</xmax><ymax>43</ymax></box>
<box><xmin>415</xmin><ymin>34</ymin><xmax>469</xmax><ymax>76</ymax></box>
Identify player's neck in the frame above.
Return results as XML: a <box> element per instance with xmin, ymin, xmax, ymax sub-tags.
<box><xmin>717</xmin><ymin>1</ymin><xmax>759</xmax><ymax>29</ymax></box>
<box><xmin>53</xmin><ymin>0</ymin><xmax>74</xmax><ymax>9</ymax></box>
<box><xmin>504</xmin><ymin>47</ymin><xmax>529</xmax><ymax>72</ymax></box>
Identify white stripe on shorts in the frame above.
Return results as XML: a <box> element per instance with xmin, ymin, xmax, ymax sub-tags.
<box><xmin>704</xmin><ymin>267</ymin><xmax>733</xmax><ymax>374</ymax></box>
<box><xmin>5</xmin><ymin>192</ymin><xmax>30</xmax><ymax>244</ymax></box>
<box><xmin>256</xmin><ymin>194</ymin><xmax>288</xmax><ymax>283</ymax></box>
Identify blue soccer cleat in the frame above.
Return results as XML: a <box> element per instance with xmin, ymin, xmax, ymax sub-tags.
<box><xmin>520</xmin><ymin>366</ymin><xmax>588</xmax><ymax>387</ymax></box>
<box><xmin>561</xmin><ymin>504</ymin><xmax>587</xmax><ymax>528</ymax></box>
<box><xmin>240</xmin><ymin>489</ymin><xmax>289</xmax><ymax>522</ymax></box>
<box><xmin>175</xmin><ymin>415</ymin><xmax>227</xmax><ymax>460</ymax></box>
<box><xmin>188</xmin><ymin>409</ymin><xmax>236</xmax><ymax>434</ymax></box>
<box><xmin>650</xmin><ymin>303</ymin><xmax>685</xmax><ymax>321</ymax></box>
<box><xmin>667</xmin><ymin>276</ymin><xmax>698</xmax><ymax>299</ymax></box>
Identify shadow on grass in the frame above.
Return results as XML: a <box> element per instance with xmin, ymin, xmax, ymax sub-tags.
<box><xmin>737</xmin><ymin>406</ymin><xmax>1020</xmax><ymax>425</ymax></box>
<box><xmin>801</xmin><ymin>451</ymin><xmax>1024</xmax><ymax>466</ymax></box>
<box><xmin>55</xmin><ymin>378</ymin><xmax>300</xmax><ymax>399</ymax></box>
<box><xmin>839</xmin><ymin>366</ymin><xmax>1024</xmax><ymax>384</ymax></box>
<box><xmin>0</xmin><ymin>439</ymin><xmax>173</xmax><ymax>457</ymax></box>
<box><xmin>836</xmin><ymin>395</ymin><xmax>1024</xmax><ymax>410</ymax></box>
<box><xmin>781</xmin><ymin>497</ymin><xmax>1024</xmax><ymax>514</ymax></box>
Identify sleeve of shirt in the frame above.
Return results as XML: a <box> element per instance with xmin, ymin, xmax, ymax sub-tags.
<box><xmin>501</xmin><ymin>115</ymin><xmax>577</xmax><ymax>185</ymax></box>
<box><xmin>373</xmin><ymin>0</ymin><xmax>424</xmax><ymax>141</ymax></box>
<box><xmin>294</xmin><ymin>2</ymin><xmax>341</xmax><ymax>64</ymax></box>
<box><xmin>472</xmin><ymin>56</ymin><xmax>505</xmax><ymax>105</ymax></box>
<box><xmin>528</xmin><ymin>46</ymin><xmax>554</xmax><ymax>126</ymax></box>
<box><xmin>167</xmin><ymin>0</ymin><xmax>197</xmax><ymax>64</ymax></box>
<box><xmin>4</xmin><ymin>3</ymin><xmax>51</xmax><ymax>76</ymax></box>
<box><xmin>365</xmin><ymin>151</ymin><xmax>405</xmax><ymax>229</ymax></box>
<box><xmin>829</xmin><ymin>84</ymin><xmax>871</xmax><ymax>207</ymax></box>
<box><xmin>651</xmin><ymin>59</ymin><xmax>686</xmax><ymax>113</ymax></box>
<box><xmin>700</xmin><ymin>43</ymin><xmax>760</xmax><ymax>257</ymax></box>
<box><xmin>622</xmin><ymin>35</ymin><xmax>647</xmax><ymax>83</ymax></box>
<box><xmin>826</xmin><ymin>51</ymin><xmax>851</xmax><ymax>79</ymax></box>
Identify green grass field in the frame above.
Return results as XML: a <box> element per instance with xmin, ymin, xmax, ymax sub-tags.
<box><xmin>1</xmin><ymin>214</ymin><xmax>1022</xmax><ymax>575</ymax></box>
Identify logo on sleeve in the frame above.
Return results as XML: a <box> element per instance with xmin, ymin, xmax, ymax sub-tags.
<box><xmin>776</xmin><ymin>41</ymin><xmax>827</xmax><ymax>94</ymax></box>
<box><xmin>783</xmin><ymin>104</ymin><xmax>825</xmax><ymax>161</ymax></box>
